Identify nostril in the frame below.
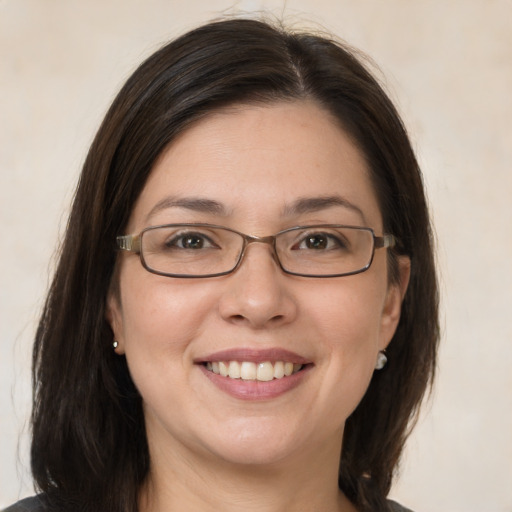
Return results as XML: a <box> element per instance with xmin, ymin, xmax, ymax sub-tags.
<box><xmin>228</xmin><ymin>314</ymin><xmax>246</xmax><ymax>324</ymax></box>
<box><xmin>226</xmin><ymin>312</ymin><xmax>285</xmax><ymax>327</ymax></box>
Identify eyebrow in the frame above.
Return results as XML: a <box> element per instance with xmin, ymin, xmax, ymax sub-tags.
<box><xmin>282</xmin><ymin>195</ymin><xmax>366</xmax><ymax>222</ymax></box>
<box><xmin>145</xmin><ymin>196</ymin><xmax>229</xmax><ymax>222</ymax></box>
<box><xmin>145</xmin><ymin>194</ymin><xmax>366</xmax><ymax>223</ymax></box>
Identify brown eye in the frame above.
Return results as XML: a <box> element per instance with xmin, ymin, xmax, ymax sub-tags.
<box><xmin>165</xmin><ymin>232</ymin><xmax>215</xmax><ymax>250</ymax></box>
<box><xmin>304</xmin><ymin>234</ymin><xmax>328</xmax><ymax>249</ymax></box>
<box><xmin>180</xmin><ymin>235</ymin><xmax>205</xmax><ymax>249</ymax></box>
<box><xmin>295</xmin><ymin>232</ymin><xmax>345</xmax><ymax>251</ymax></box>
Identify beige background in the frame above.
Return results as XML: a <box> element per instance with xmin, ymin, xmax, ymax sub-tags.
<box><xmin>1</xmin><ymin>1</ymin><xmax>511</xmax><ymax>510</ymax></box>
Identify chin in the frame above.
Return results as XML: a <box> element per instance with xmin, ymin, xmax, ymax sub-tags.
<box><xmin>214</xmin><ymin>441</ymin><xmax>296</xmax><ymax>467</ymax></box>
<box><xmin>199</xmin><ymin>419</ymin><xmax>312</xmax><ymax>467</ymax></box>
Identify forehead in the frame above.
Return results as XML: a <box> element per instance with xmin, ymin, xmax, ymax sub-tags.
<box><xmin>128</xmin><ymin>101</ymin><xmax>382</xmax><ymax>231</ymax></box>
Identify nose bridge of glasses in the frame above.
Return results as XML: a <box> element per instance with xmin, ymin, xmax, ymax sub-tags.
<box><xmin>238</xmin><ymin>233</ymin><xmax>279</xmax><ymax>265</ymax></box>
<box><xmin>244</xmin><ymin>233</ymin><xmax>276</xmax><ymax>246</ymax></box>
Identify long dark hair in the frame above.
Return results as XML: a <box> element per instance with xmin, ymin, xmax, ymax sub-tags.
<box><xmin>31</xmin><ymin>18</ymin><xmax>439</xmax><ymax>512</ymax></box>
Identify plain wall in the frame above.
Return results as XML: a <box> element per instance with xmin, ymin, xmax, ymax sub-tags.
<box><xmin>1</xmin><ymin>1</ymin><xmax>511</xmax><ymax>510</ymax></box>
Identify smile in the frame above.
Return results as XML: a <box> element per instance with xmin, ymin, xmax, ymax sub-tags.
<box><xmin>197</xmin><ymin>348</ymin><xmax>312</xmax><ymax>400</ymax></box>
<box><xmin>205</xmin><ymin>361</ymin><xmax>303</xmax><ymax>381</ymax></box>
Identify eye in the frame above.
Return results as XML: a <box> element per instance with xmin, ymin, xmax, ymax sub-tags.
<box><xmin>165</xmin><ymin>231</ymin><xmax>218</xmax><ymax>250</ymax></box>
<box><xmin>294</xmin><ymin>231</ymin><xmax>347</xmax><ymax>251</ymax></box>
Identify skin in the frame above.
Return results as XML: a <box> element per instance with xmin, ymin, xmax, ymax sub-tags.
<box><xmin>107</xmin><ymin>100</ymin><xmax>410</xmax><ymax>512</ymax></box>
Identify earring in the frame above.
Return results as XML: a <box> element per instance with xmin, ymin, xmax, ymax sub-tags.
<box><xmin>113</xmin><ymin>340</ymin><xmax>119</xmax><ymax>349</ymax></box>
<box><xmin>375</xmin><ymin>351</ymin><xmax>387</xmax><ymax>370</ymax></box>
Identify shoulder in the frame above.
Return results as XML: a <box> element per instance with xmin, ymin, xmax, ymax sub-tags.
<box><xmin>3</xmin><ymin>495</ymin><xmax>414</xmax><ymax>512</ymax></box>
<box><xmin>387</xmin><ymin>499</ymin><xmax>415</xmax><ymax>512</ymax></box>
<box><xmin>2</xmin><ymin>496</ymin><xmax>46</xmax><ymax>512</ymax></box>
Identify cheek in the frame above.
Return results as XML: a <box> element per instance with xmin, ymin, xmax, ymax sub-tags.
<box><xmin>118</xmin><ymin>271</ymin><xmax>217</xmax><ymax>370</ymax></box>
<box><xmin>117</xmin><ymin>277</ymin><xmax>223</xmax><ymax>428</ymax></box>
<box><xmin>307</xmin><ymin>274</ymin><xmax>386</xmax><ymax>350</ymax></box>
<box><xmin>304</xmin><ymin>275</ymin><xmax>387</xmax><ymax>412</ymax></box>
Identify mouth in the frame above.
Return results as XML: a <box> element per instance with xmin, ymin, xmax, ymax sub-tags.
<box><xmin>204</xmin><ymin>360</ymin><xmax>305</xmax><ymax>381</ymax></box>
<box><xmin>195</xmin><ymin>348</ymin><xmax>312</xmax><ymax>400</ymax></box>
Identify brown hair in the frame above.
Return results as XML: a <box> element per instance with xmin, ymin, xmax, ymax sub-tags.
<box><xmin>31</xmin><ymin>18</ymin><xmax>439</xmax><ymax>512</ymax></box>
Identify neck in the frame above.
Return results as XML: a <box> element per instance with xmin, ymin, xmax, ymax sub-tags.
<box><xmin>139</xmin><ymin>430</ymin><xmax>357</xmax><ymax>512</ymax></box>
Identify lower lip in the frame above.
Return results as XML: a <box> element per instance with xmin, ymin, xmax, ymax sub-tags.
<box><xmin>198</xmin><ymin>364</ymin><xmax>312</xmax><ymax>401</ymax></box>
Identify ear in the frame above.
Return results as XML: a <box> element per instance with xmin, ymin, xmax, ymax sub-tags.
<box><xmin>106</xmin><ymin>292</ymin><xmax>125</xmax><ymax>354</ymax></box>
<box><xmin>379</xmin><ymin>255</ymin><xmax>411</xmax><ymax>350</ymax></box>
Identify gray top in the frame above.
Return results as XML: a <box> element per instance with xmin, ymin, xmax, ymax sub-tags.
<box><xmin>2</xmin><ymin>497</ymin><xmax>44</xmax><ymax>512</ymax></box>
<box><xmin>3</xmin><ymin>496</ymin><xmax>414</xmax><ymax>511</ymax></box>
<box><xmin>389</xmin><ymin>500</ymin><xmax>414</xmax><ymax>512</ymax></box>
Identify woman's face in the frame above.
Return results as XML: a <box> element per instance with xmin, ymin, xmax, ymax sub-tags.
<box><xmin>108</xmin><ymin>101</ymin><xmax>408</xmax><ymax>468</ymax></box>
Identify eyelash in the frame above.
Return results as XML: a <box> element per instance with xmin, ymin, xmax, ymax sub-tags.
<box><xmin>293</xmin><ymin>232</ymin><xmax>348</xmax><ymax>251</ymax></box>
<box><xmin>165</xmin><ymin>232</ymin><xmax>218</xmax><ymax>250</ymax></box>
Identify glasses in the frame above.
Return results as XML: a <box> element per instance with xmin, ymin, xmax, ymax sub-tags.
<box><xmin>116</xmin><ymin>223</ymin><xmax>396</xmax><ymax>278</ymax></box>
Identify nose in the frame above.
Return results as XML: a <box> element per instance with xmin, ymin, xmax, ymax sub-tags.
<box><xmin>218</xmin><ymin>242</ymin><xmax>298</xmax><ymax>329</ymax></box>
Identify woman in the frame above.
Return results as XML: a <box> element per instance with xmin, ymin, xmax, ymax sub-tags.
<box><xmin>5</xmin><ymin>18</ymin><xmax>438</xmax><ymax>512</ymax></box>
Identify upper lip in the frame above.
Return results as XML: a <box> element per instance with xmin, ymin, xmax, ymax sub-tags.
<box><xmin>194</xmin><ymin>348</ymin><xmax>311</xmax><ymax>365</ymax></box>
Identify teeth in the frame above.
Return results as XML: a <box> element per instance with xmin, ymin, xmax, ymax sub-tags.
<box><xmin>206</xmin><ymin>360</ymin><xmax>303</xmax><ymax>381</ymax></box>
<box><xmin>240</xmin><ymin>361</ymin><xmax>257</xmax><ymax>380</ymax></box>
<box><xmin>274</xmin><ymin>361</ymin><xmax>285</xmax><ymax>379</ymax></box>
<box><xmin>219</xmin><ymin>361</ymin><xmax>229</xmax><ymax>377</ymax></box>
<box><xmin>228</xmin><ymin>361</ymin><xmax>241</xmax><ymax>379</ymax></box>
<box><xmin>257</xmin><ymin>362</ymin><xmax>274</xmax><ymax>382</ymax></box>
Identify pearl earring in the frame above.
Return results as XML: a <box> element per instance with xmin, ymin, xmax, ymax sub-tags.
<box><xmin>375</xmin><ymin>351</ymin><xmax>387</xmax><ymax>370</ymax></box>
<box><xmin>113</xmin><ymin>340</ymin><xmax>119</xmax><ymax>349</ymax></box>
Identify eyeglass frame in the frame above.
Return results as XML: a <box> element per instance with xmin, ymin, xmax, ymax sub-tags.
<box><xmin>116</xmin><ymin>223</ymin><xmax>396</xmax><ymax>279</ymax></box>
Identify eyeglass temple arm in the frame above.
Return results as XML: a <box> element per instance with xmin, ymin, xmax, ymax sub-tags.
<box><xmin>375</xmin><ymin>234</ymin><xmax>396</xmax><ymax>249</ymax></box>
<box><xmin>116</xmin><ymin>234</ymin><xmax>141</xmax><ymax>253</ymax></box>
